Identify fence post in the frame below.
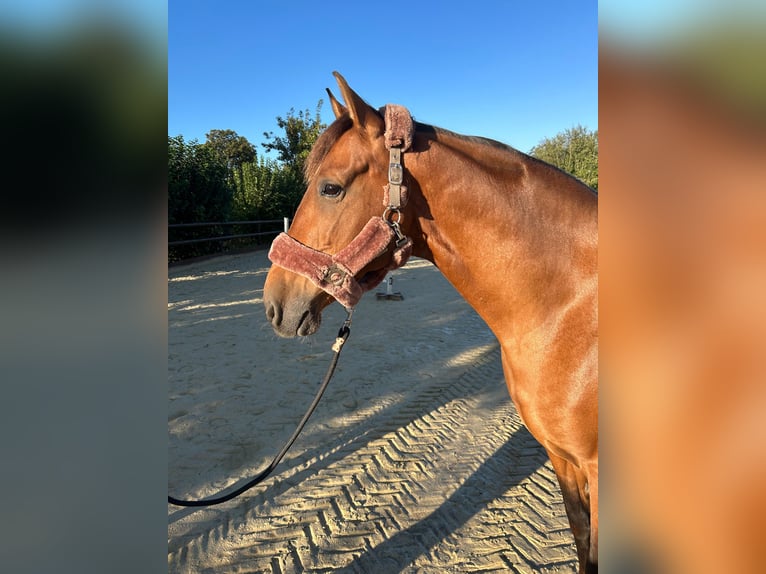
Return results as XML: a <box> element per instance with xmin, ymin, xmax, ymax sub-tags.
<box><xmin>283</xmin><ymin>217</ymin><xmax>290</xmax><ymax>232</ymax></box>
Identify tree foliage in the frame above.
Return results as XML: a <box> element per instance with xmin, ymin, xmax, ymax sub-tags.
<box><xmin>262</xmin><ymin>101</ymin><xmax>326</xmax><ymax>175</ymax></box>
<box><xmin>230</xmin><ymin>156</ymin><xmax>303</xmax><ymax>220</ymax></box>
<box><xmin>168</xmin><ymin>135</ymin><xmax>232</xmax><ymax>224</ymax></box>
<box><xmin>529</xmin><ymin>125</ymin><xmax>598</xmax><ymax>190</ymax></box>
<box><xmin>201</xmin><ymin>129</ymin><xmax>256</xmax><ymax>203</ymax></box>
<box><xmin>203</xmin><ymin>128</ymin><xmax>257</xmax><ymax>171</ymax></box>
<box><xmin>258</xmin><ymin>100</ymin><xmax>327</xmax><ymax>217</ymax></box>
<box><xmin>168</xmin><ymin>100</ymin><xmax>326</xmax><ymax>231</ymax></box>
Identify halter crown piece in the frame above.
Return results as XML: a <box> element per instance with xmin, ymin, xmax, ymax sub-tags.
<box><xmin>267</xmin><ymin>104</ymin><xmax>414</xmax><ymax>309</ymax></box>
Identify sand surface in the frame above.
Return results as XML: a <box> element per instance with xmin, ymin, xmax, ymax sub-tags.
<box><xmin>168</xmin><ymin>249</ymin><xmax>577</xmax><ymax>573</ymax></box>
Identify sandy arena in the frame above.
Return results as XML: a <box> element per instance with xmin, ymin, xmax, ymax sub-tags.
<box><xmin>168</xmin><ymin>249</ymin><xmax>577</xmax><ymax>573</ymax></box>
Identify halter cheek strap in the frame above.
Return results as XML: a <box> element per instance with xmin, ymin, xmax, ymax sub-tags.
<box><xmin>268</xmin><ymin>103</ymin><xmax>415</xmax><ymax>309</ymax></box>
<box><xmin>383</xmin><ymin>104</ymin><xmax>413</xmax><ymax>210</ymax></box>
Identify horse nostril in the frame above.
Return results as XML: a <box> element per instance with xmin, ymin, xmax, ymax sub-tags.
<box><xmin>296</xmin><ymin>310</ymin><xmax>311</xmax><ymax>337</ymax></box>
<box><xmin>265</xmin><ymin>302</ymin><xmax>282</xmax><ymax>327</ymax></box>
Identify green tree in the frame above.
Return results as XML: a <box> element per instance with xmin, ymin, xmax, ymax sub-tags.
<box><xmin>232</xmin><ymin>156</ymin><xmax>280</xmax><ymax>220</ymax></box>
<box><xmin>260</xmin><ymin>100</ymin><xmax>327</xmax><ymax>216</ymax></box>
<box><xmin>169</xmin><ymin>100</ymin><xmax>327</xmax><ymax>228</ymax></box>
<box><xmin>168</xmin><ymin>135</ymin><xmax>232</xmax><ymax>223</ymax></box>
<box><xmin>529</xmin><ymin>125</ymin><xmax>598</xmax><ymax>190</ymax></box>
<box><xmin>203</xmin><ymin>129</ymin><xmax>256</xmax><ymax>193</ymax></box>
<box><xmin>204</xmin><ymin>129</ymin><xmax>256</xmax><ymax>171</ymax></box>
<box><xmin>262</xmin><ymin>101</ymin><xmax>326</xmax><ymax>176</ymax></box>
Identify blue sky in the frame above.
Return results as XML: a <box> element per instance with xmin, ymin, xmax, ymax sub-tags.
<box><xmin>169</xmin><ymin>0</ymin><xmax>597</xmax><ymax>155</ymax></box>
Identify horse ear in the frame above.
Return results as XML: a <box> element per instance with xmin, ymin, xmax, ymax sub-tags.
<box><xmin>332</xmin><ymin>71</ymin><xmax>383</xmax><ymax>137</ymax></box>
<box><xmin>326</xmin><ymin>88</ymin><xmax>346</xmax><ymax>119</ymax></box>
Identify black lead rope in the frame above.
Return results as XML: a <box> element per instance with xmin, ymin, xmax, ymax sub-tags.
<box><xmin>168</xmin><ymin>311</ymin><xmax>353</xmax><ymax>507</ymax></box>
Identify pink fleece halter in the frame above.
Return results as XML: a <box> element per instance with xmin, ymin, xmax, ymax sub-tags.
<box><xmin>268</xmin><ymin>104</ymin><xmax>414</xmax><ymax>309</ymax></box>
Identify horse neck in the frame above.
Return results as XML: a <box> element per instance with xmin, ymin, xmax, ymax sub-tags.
<box><xmin>405</xmin><ymin>129</ymin><xmax>598</xmax><ymax>341</ymax></box>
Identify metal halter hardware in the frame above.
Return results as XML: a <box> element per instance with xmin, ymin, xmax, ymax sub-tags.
<box><xmin>384</xmin><ymin>144</ymin><xmax>408</xmax><ymax>248</ymax></box>
<box><xmin>382</xmin><ymin>104</ymin><xmax>412</xmax><ymax>249</ymax></box>
<box><xmin>383</xmin><ymin>206</ymin><xmax>408</xmax><ymax>248</ymax></box>
<box><xmin>387</xmin><ymin>147</ymin><xmax>405</xmax><ymax>209</ymax></box>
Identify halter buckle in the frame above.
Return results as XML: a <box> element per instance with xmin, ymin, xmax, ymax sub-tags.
<box><xmin>388</xmin><ymin>161</ymin><xmax>403</xmax><ymax>186</ymax></box>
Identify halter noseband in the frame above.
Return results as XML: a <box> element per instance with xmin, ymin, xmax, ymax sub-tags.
<box><xmin>268</xmin><ymin>104</ymin><xmax>414</xmax><ymax>309</ymax></box>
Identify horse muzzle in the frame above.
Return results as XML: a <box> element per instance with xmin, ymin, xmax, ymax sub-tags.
<box><xmin>264</xmin><ymin>216</ymin><xmax>412</xmax><ymax>337</ymax></box>
<box><xmin>263</xmin><ymin>264</ymin><xmax>336</xmax><ymax>337</ymax></box>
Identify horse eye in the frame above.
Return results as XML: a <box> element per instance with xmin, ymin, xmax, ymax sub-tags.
<box><xmin>320</xmin><ymin>183</ymin><xmax>343</xmax><ymax>198</ymax></box>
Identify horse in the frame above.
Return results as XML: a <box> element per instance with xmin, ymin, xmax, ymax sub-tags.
<box><xmin>263</xmin><ymin>72</ymin><xmax>598</xmax><ymax>573</ymax></box>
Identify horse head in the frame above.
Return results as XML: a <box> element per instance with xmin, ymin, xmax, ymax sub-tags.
<box><xmin>263</xmin><ymin>73</ymin><xmax>413</xmax><ymax>337</ymax></box>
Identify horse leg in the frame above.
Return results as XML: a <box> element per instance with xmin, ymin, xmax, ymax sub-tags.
<box><xmin>548</xmin><ymin>452</ymin><xmax>596</xmax><ymax>574</ymax></box>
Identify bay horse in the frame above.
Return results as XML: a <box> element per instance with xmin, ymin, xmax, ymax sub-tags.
<box><xmin>263</xmin><ymin>72</ymin><xmax>598</xmax><ymax>573</ymax></box>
